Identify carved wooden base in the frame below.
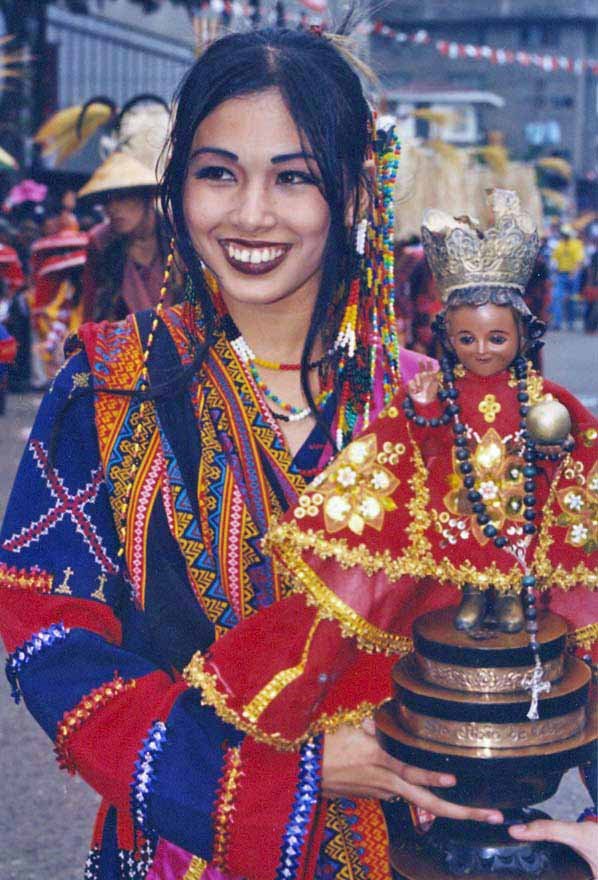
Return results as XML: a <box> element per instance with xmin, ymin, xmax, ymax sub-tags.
<box><xmin>390</xmin><ymin>837</ymin><xmax>591</xmax><ymax>880</ymax></box>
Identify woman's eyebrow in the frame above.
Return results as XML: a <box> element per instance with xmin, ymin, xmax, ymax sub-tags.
<box><xmin>271</xmin><ymin>151</ymin><xmax>316</xmax><ymax>164</ymax></box>
<box><xmin>189</xmin><ymin>147</ymin><xmax>238</xmax><ymax>162</ymax></box>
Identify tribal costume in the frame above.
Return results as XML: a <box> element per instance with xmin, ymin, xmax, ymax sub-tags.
<box><xmin>0</xmin><ymin>298</ymin><xmax>430</xmax><ymax>880</ymax></box>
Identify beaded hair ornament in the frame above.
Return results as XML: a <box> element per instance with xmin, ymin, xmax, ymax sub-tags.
<box><xmin>326</xmin><ymin>119</ymin><xmax>402</xmax><ymax>449</ymax></box>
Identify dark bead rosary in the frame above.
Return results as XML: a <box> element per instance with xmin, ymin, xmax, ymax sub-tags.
<box><xmin>402</xmin><ymin>354</ymin><xmax>575</xmax><ymax>717</ymax></box>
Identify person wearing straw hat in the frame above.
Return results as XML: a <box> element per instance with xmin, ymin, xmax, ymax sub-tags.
<box><xmin>78</xmin><ymin>150</ymin><xmax>173</xmax><ymax>322</ymax></box>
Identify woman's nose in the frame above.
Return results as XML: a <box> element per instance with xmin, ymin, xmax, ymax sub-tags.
<box><xmin>232</xmin><ymin>182</ymin><xmax>275</xmax><ymax>232</ymax></box>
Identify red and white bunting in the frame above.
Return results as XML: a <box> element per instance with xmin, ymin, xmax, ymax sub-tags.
<box><xmin>371</xmin><ymin>22</ymin><xmax>598</xmax><ymax>76</ymax></box>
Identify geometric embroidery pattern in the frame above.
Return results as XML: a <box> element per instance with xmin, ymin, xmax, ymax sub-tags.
<box><xmin>0</xmin><ymin>561</ymin><xmax>53</xmax><ymax>593</ymax></box>
<box><xmin>2</xmin><ymin>440</ymin><xmax>118</xmax><ymax>576</ymax></box>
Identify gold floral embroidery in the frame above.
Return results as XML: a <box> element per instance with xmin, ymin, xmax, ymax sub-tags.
<box><xmin>294</xmin><ymin>433</ymin><xmax>401</xmax><ymax>536</ymax></box>
<box><xmin>556</xmin><ymin>460</ymin><xmax>598</xmax><ymax>553</ymax></box>
<box><xmin>443</xmin><ymin>428</ymin><xmax>525</xmax><ymax>545</ymax></box>
<box><xmin>478</xmin><ymin>394</ymin><xmax>501</xmax><ymax>423</ymax></box>
<box><xmin>581</xmin><ymin>428</ymin><xmax>597</xmax><ymax>447</ymax></box>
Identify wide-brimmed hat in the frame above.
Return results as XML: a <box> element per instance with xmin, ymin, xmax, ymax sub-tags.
<box><xmin>78</xmin><ymin>152</ymin><xmax>158</xmax><ymax>204</ymax></box>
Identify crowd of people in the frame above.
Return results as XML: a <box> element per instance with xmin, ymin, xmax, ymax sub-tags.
<box><xmin>0</xmin><ymin>22</ymin><xmax>595</xmax><ymax>880</ymax></box>
<box><xmin>0</xmin><ymin>149</ymin><xmax>181</xmax><ymax>414</ymax></box>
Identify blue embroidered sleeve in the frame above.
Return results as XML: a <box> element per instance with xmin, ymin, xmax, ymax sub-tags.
<box><xmin>0</xmin><ymin>352</ymin><xmax>243</xmax><ymax>859</ymax></box>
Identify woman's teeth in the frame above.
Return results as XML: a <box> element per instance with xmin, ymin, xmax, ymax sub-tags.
<box><xmin>224</xmin><ymin>243</ymin><xmax>285</xmax><ymax>264</ymax></box>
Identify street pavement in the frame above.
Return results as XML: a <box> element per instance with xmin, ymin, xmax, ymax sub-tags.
<box><xmin>0</xmin><ymin>330</ymin><xmax>595</xmax><ymax>878</ymax></box>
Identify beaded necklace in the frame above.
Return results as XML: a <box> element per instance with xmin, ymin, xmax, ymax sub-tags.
<box><xmin>252</xmin><ymin>355</ymin><xmax>324</xmax><ymax>372</ymax></box>
<box><xmin>402</xmin><ymin>353</ymin><xmax>575</xmax><ymax>718</ymax></box>
<box><xmin>231</xmin><ymin>334</ymin><xmax>331</xmax><ymax>422</ymax></box>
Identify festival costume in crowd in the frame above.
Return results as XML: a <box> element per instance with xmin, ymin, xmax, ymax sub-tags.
<box><xmin>0</xmin><ymin>122</ymin><xmax>411</xmax><ymax>879</ymax></box>
<box><xmin>0</xmin><ymin>242</ymin><xmax>25</xmax><ymax>295</ymax></box>
<box><xmin>30</xmin><ymin>228</ymin><xmax>88</xmax><ymax>384</ymax></box>
<box><xmin>182</xmin><ymin>191</ymin><xmax>597</xmax><ymax>863</ymax></box>
<box><xmin>0</xmin><ymin>321</ymin><xmax>17</xmax><ymax>414</ymax></box>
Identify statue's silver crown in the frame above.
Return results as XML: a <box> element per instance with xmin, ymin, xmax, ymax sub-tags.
<box><xmin>421</xmin><ymin>189</ymin><xmax>539</xmax><ymax>302</ymax></box>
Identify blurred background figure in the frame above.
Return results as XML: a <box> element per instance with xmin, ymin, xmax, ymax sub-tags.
<box><xmin>29</xmin><ymin>199</ymin><xmax>88</xmax><ymax>387</ymax></box>
<box><xmin>550</xmin><ymin>225</ymin><xmax>585</xmax><ymax>330</ymax></box>
<box><xmin>580</xmin><ymin>222</ymin><xmax>598</xmax><ymax>334</ymax></box>
<box><xmin>78</xmin><ymin>152</ymin><xmax>171</xmax><ymax>322</ymax></box>
<box><xmin>0</xmin><ymin>309</ymin><xmax>17</xmax><ymax>415</ymax></box>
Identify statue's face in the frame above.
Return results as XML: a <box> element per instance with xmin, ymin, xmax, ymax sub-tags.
<box><xmin>447</xmin><ymin>304</ymin><xmax>519</xmax><ymax>377</ymax></box>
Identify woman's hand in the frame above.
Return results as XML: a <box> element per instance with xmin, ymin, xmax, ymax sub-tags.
<box><xmin>407</xmin><ymin>361</ymin><xmax>439</xmax><ymax>406</ymax></box>
<box><xmin>322</xmin><ymin>721</ymin><xmax>503</xmax><ymax>824</ymax></box>
<box><xmin>509</xmin><ymin>819</ymin><xmax>598</xmax><ymax>876</ymax></box>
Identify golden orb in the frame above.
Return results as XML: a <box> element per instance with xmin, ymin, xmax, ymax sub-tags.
<box><xmin>526</xmin><ymin>399</ymin><xmax>571</xmax><ymax>444</ymax></box>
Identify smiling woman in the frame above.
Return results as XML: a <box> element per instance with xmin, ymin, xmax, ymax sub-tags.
<box><xmin>0</xmin><ymin>24</ymin><xmax>475</xmax><ymax>880</ymax></box>
<box><xmin>183</xmin><ymin>90</ymin><xmax>330</xmax><ymax>316</ymax></box>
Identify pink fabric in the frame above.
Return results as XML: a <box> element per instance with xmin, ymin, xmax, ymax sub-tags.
<box><xmin>398</xmin><ymin>346</ymin><xmax>438</xmax><ymax>384</ymax></box>
<box><xmin>4</xmin><ymin>178</ymin><xmax>47</xmax><ymax>208</ymax></box>
<box><xmin>146</xmin><ymin>839</ymin><xmax>194</xmax><ymax>880</ymax></box>
<box><xmin>146</xmin><ymin>839</ymin><xmax>242</xmax><ymax>880</ymax></box>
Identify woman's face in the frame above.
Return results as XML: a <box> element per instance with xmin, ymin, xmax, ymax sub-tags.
<box><xmin>447</xmin><ymin>303</ymin><xmax>520</xmax><ymax>376</ymax></box>
<box><xmin>183</xmin><ymin>88</ymin><xmax>331</xmax><ymax>311</ymax></box>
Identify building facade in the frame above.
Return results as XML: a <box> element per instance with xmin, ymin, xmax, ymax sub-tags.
<box><xmin>372</xmin><ymin>0</ymin><xmax>597</xmax><ymax>178</ymax></box>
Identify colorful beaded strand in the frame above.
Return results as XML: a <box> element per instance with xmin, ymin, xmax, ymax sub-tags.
<box><xmin>116</xmin><ymin>241</ymin><xmax>175</xmax><ymax>557</ymax></box>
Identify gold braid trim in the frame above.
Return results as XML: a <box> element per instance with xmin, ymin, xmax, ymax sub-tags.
<box><xmin>212</xmin><ymin>746</ymin><xmax>243</xmax><ymax>870</ymax></box>
<box><xmin>183</xmin><ymin>653</ymin><xmax>389</xmax><ymax>752</ymax></box>
<box><xmin>242</xmin><ymin>613</ymin><xmax>323</xmax><ymax>723</ymax></box>
<box><xmin>568</xmin><ymin>624</ymin><xmax>598</xmax><ymax>652</ymax></box>
<box><xmin>183</xmin><ymin>857</ymin><xmax>208</xmax><ymax>880</ymax></box>
<box><xmin>275</xmin><ymin>548</ymin><xmax>413</xmax><ymax>654</ymax></box>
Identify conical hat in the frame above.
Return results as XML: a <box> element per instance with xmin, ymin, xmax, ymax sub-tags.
<box><xmin>78</xmin><ymin>151</ymin><xmax>158</xmax><ymax>202</ymax></box>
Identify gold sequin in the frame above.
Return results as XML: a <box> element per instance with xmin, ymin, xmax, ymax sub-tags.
<box><xmin>478</xmin><ymin>394</ymin><xmax>501</xmax><ymax>424</ymax></box>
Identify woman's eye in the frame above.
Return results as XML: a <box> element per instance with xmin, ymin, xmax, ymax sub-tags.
<box><xmin>194</xmin><ymin>166</ymin><xmax>235</xmax><ymax>182</ymax></box>
<box><xmin>277</xmin><ymin>170</ymin><xmax>318</xmax><ymax>186</ymax></box>
<box><xmin>489</xmin><ymin>335</ymin><xmax>507</xmax><ymax>345</ymax></box>
<box><xmin>458</xmin><ymin>335</ymin><xmax>475</xmax><ymax>345</ymax></box>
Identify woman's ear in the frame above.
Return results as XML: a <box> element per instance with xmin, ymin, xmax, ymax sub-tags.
<box><xmin>344</xmin><ymin>159</ymin><xmax>375</xmax><ymax>228</ymax></box>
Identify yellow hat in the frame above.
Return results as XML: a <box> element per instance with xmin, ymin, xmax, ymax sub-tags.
<box><xmin>78</xmin><ymin>151</ymin><xmax>158</xmax><ymax>203</ymax></box>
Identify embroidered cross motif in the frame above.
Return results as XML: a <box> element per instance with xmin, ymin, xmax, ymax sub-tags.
<box><xmin>55</xmin><ymin>566</ymin><xmax>74</xmax><ymax>594</ymax></box>
<box><xmin>91</xmin><ymin>573</ymin><xmax>107</xmax><ymax>602</ymax></box>
<box><xmin>2</xmin><ymin>440</ymin><xmax>119</xmax><ymax>576</ymax></box>
<box><xmin>478</xmin><ymin>394</ymin><xmax>501</xmax><ymax>424</ymax></box>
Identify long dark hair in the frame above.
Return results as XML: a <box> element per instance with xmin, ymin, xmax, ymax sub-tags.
<box><xmin>161</xmin><ymin>27</ymin><xmax>373</xmax><ymax>417</ymax></box>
